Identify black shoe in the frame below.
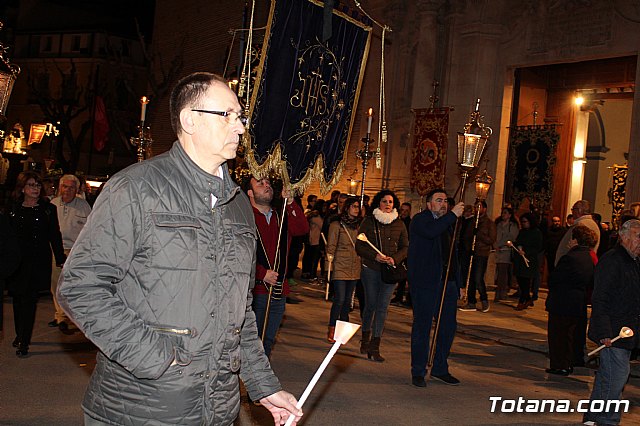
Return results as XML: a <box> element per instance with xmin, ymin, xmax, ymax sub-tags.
<box><xmin>432</xmin><ymin>373</ymin><xmax>460</xmax><ymax>385</ymax></box>
<box><xmin>58</xmin><ymin>321</ymin><xmax>69</xmax><ymax>332</ymax></box>
<box><xmin>16</xmin><ymin>344</ymin><xmax>28</xmax><ymax>358</ymax></box>
<box><xmin>508</xmin><ymin>292</ymin><xmax>520</xmax><ymax>299</ymax></box>
<box><xmin>12</xmin><ymin>337</ymin><xmax>19</xmax><ymax>348</ymax></box>
<box><xmin>545</xmin><ymin>368</ymin><xmax>573</xmax><ymax>376</ymax></box>
<box><xmin>286</xmin><ymin>296</ymin><xmax>301</xmax><ymax>304</ymax></box>
<box><xmin>48</xmin><ymin>319</ymin><xmax>58</xmax><ymax>327</ymax></box>
<box><xmin>412</xmin><ymin>376</ymin><xmax>426</xmax><ymax>387</ymax></box>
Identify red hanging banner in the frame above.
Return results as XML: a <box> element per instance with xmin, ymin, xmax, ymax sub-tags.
<box><xmin>410</xmin><ymin>108</ymin><xmax>449</xmax><ymax>196</ymax></box>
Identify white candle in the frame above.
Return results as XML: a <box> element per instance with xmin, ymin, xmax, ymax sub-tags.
<box><xmin>284</xmin><ymin>342</ymin><xmax>341</xmax><ymax>426</ymax></box>
<box><xmin>140</xmin><ymin>96</ymin><xmax>148</xmax><ymax>122</ymax></box>
<box><xmin>367</xmin><ymin>108</ymin><xmax>373</xmax><ymax>134</ymax></box>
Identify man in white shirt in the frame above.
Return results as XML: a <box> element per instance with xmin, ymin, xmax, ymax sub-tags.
<box><xmin>555</xmin><ymin>200</ymin><xmax>600</xmax><ymax>265</ymax></box>
<box><xmin>49</xmin><ymin>174</ymin><xmax>92</xmax><ymax>331</ymax></box>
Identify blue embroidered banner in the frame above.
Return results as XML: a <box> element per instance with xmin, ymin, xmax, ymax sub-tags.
<box><xmin>245</xmin><ymin>0</ymin><xmax>372</xmax><ymax>194</ymax></box>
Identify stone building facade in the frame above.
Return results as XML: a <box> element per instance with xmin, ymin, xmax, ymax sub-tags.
<box><xmin>147</xmin><ymin>0</ymin><xmax>640</xmax><ymax>221</ymax></box>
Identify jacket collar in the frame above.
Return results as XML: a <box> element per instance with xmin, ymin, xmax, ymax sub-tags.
<box><xmin>169</xmin><ymin>141</ymin><xmax>240</xmax><ymax>205</ymax></box>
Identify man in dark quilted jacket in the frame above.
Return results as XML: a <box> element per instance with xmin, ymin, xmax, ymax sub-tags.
<box><xmin>58</xmin><ymin>72</ymin><xmax>302</xmax><ymax>426</ymax></box>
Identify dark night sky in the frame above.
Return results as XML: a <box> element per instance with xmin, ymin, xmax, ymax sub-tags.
<box><xmin>2</xmin><ymin>0</ymin><xmax>156</xmax><ymax>41</ymax></box>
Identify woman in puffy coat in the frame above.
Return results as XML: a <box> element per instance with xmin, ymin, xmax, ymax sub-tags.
<box><xmin>355</xmin><ymin>190</ymin><xmax>408</xmax><ymax>362</ymax></box>
<box><xmin>493</xmin><ymin>207</ymin><xmax>519</xmax><ymax>301</ymax></box>
<box><xmin>325</xmin><ymin>197</ymin><xmax>362</xmax><ymax>343</ymax></box>
<box><xmin>6</xmin><ymin>171</ymin><xmax>65</xmax><ymax>357</ymax></box>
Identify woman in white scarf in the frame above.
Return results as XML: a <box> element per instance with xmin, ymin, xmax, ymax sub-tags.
<box><xmin>355</xmin><ymin>190</ymin><xmax>409</xmax><ymax>362</ymax></box>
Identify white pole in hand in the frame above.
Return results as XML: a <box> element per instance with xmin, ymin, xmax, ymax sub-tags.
<box><xmin>357</xmin><ymin>233</ymin><xmax>396</xmax><ymax>269</ymax></box>
<box><xmin>506</xmin><ymin>240</ymin><xmax>530</xmax><ymax>268</ymax></box>
<box><xmin>587</xmin><ymin>327</ymin><xmax>634</xmax><ymax>357</ymax></box>
<box><xmin>283</xmin><ymin>321</ymin><xmax>360</xmax><ymax>426</ymax></box>
<box><xmin>322</xmin><ymin>232</ymin><xmax>331</xmax><ymax>299</ymax></box>
<box><xmin>357</xmin><ymin>233</ymin><xmax>384</xmax><ymax>256</ymax></box>
<box><xmin>325</xmin><ymin>253</ymin><xmax>334</xmax><ymax>301</ymax></box>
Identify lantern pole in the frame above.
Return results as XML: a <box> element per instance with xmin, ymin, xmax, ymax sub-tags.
<box><xmin>426</xmin><ymin>99</ymin><xmax>492</xmax><ymax>381</ymax></box>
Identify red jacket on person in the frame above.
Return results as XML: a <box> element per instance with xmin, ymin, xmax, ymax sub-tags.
<box><xmin>252</xmin><ymin>201</ymin><xmax>309</xmax><ymax>296</ymax></box>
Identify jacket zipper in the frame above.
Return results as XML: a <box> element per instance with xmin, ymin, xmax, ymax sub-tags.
<box><xmin>153</xmin><ymin>326</ymin><xmax>194</xmax><ymax>336</ymax></box>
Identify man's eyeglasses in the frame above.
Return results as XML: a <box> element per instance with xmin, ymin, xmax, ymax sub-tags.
<box><xmin>191</xmin><ymin>109</ymin><xmax>248</xmax><ymax>126</ymax></box>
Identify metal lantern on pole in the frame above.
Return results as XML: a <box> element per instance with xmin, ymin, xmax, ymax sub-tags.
<box><xmin>456</xmin><ymin>98</ymin><xmax>492</xmax><ymax>189</ymax></box>
<box><xmin>426</xmin><ymin>99</ymin><xmax>492</xmax><ymax>381</ymax></box>
<box><xmin>474</xmin><ymin>168</ymin><xmax>494</xmax><ymax>201</ymax></box>
<box><xmin>0</xmin><ymin>20</ymin><xmax>21</xmax><ymax>130</ymax></box>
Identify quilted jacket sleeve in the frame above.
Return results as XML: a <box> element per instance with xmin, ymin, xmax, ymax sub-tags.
<box><xmin>57</xmin><ymin>175</ymin><xmax>177</xmax><ymax>380</ymax></box>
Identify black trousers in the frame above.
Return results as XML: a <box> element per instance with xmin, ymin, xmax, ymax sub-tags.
<box><xmin>13</xmin><ymin>293</ymin><xmax>39</xmax><ymax>346</ymax></box>
<box><xmin>0</xmin><ymin>278</ymin><xmax>5</xmax><ymax>332</ymax></box>
<box><xmin>516</xmin><ymin>276</ymin><xmax>532</xmax><ymax>303</ymax></box>
<box><xmin>547</xmin><ymin>313</ymin><xmax>579</xmax><ymax>369</ymax></box>
<box><xmin>573</xmin><ymin>315</ymin><xmax>588</xmax><ymax>366</ymax></box>
<box><xmin>302</xmin><ymin>244</ymin><xmax>321</xmax><ymax>277</ymax></box>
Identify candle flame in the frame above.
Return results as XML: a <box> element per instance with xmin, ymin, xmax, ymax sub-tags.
<box><xmin>357</xmin><ymin>233</ymin><xmax>368</xmax><ymax>241</ymax></box>
<box><xmin>141</xmin><ymin>96</ymin><xmax>149</xmax><ymax>104</ymax></box>
<box><xmin>368</xmin><ymin>108</ymin><xmax>373</xmax><ymax>116</ymax></box>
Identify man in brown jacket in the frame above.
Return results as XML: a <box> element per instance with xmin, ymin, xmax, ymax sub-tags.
<box><xmin>459</xmin><ymin>200</ymin><xmax>497</xmax><ymax>313</ymax></box>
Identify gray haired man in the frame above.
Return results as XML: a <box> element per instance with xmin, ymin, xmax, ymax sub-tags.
<box><xmin>49</xmin><ymin>174</ymin><xmax>91</xmax><ymax>332</ymax></box>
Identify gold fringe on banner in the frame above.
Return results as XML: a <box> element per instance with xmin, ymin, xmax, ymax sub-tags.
<box><xmin>242</xmin><ymin>140</ymin><xmax>347</xmax><ymax>196</ymax></box>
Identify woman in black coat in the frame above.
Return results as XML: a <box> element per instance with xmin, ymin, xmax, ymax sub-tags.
<box><xmin>6</xmin><ymin>171</ymin><xmax>65</xmax><ymax>357</ymax></box>
<box><xmin>513</xmin><ymin>212</ymin><xmax>543</xmax><ymax>310</ymax></box>
<box><xmin>355</xmin><ymin>189</ymin><xmax>409</xmax><ymax>362</ymax></box>
<box><xmin>545</xmin><ymin>225</ymin><xmax>598</xmax><ymax>375</ymax></box>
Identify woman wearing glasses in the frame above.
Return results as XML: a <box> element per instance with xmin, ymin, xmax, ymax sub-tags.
<box><xmin>325</xmin><ymin>197</ymin><xmax>362</xmax><ymax>343</ymax></box>
<box><xmin>6</xmin><ymin>171</ymin><xmax>65</xmax><ymax>357</ymax></box>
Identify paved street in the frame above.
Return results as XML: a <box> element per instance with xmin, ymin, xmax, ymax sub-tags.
<box><xmin>1</xmin><ymin>278</ymin><xmax>639</xmax><ymax>425</ymax></box>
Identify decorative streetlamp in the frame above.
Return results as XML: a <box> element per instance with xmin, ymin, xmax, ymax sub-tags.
<box><xmin>427</xmin><ymin>99</ymin><xmax>492</xmax><ymax>381</ymax></box>
<box><xmin>130</xmin><ymin>96</ymin><xmax>153</xmax><ymax>162</ymax></box>
<box><xmin>0</xmin><ymin>20</ymin><xmax>21</xmax><ymax>135</ymax></box>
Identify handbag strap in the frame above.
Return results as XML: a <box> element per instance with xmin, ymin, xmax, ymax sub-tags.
<box><xmin>341</xmin><ymin>222</ymin><xmax>356</xmax><ymax>248</ymax></box>
<box><xmin>373</xmin><ymin>219</ymin><xmax>383</xmax><ymax>253</ymax></box>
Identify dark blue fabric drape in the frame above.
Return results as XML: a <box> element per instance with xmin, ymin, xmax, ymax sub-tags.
<box><xmin>248</xmin><ymin>0</ymin><xmax>371</xmax><ymax>190</ymax></box>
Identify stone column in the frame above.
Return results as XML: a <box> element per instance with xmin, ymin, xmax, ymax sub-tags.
<box><xmin>623</xmin><ymin>54</ymin><xmax>640</xmax><ymax>206</ymax></box>
<box><xmin>411</xmin><ymin>0</ymin><xmax>442</xmax><ymax>108</ymax></box>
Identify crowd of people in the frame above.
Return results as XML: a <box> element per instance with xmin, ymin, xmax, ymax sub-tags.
<box><xmin>1</xmin><ymin>71</ymin><xmax>639</xmax><ymax>425</ymax></box>
<box><xmin>283</xmin><ymin>191</ymin><xmax>639</xmax><ymax>424</ymax></box>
